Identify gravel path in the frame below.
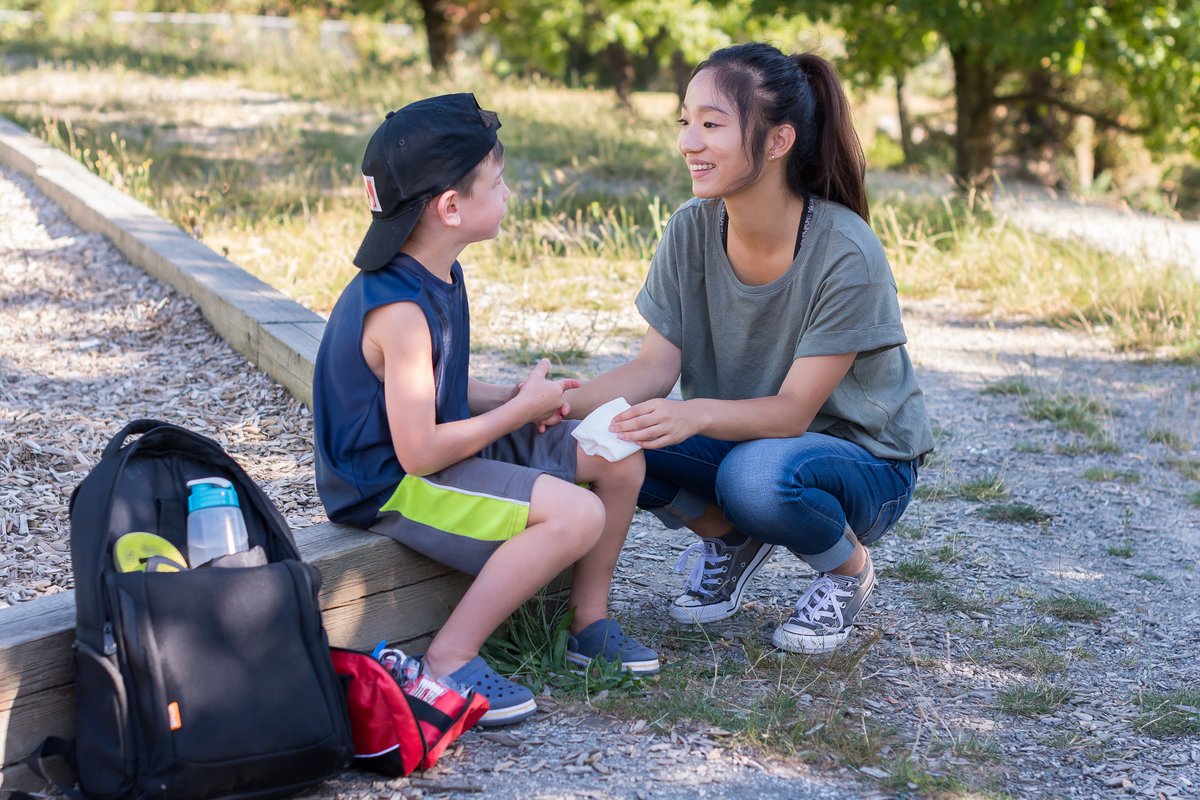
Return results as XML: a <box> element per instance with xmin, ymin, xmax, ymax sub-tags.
<box><xmin>995</xmin><ymin>184</ymin><xmax>1200</xmax><ymax>279</ymax></box>
<box><xmin>4</xmin><ymin>164</ymin><xmax>1200</xmax><ymax>799</ymax></box>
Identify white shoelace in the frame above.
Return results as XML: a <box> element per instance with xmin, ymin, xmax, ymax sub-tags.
<box><xmin>674</xmin><ymin>540</ymin><xmax>729</xmax><ymax>597</ymax></box>
<box><xmin>790</xmin><ymin>575</ymin><xmax>855</xmax><ymax>630</ymax></box>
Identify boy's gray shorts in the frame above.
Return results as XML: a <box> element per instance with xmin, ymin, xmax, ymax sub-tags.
<box><xmin>369</xmin><ymin>421</ymin><xmax>579</xmax><ymax>575</ymax></box>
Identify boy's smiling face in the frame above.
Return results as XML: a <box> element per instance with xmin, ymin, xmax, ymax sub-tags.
<box><xmin>457</xmin><ymin>155</ymin><xmax>510</xmax><ymax>242</ymax></box>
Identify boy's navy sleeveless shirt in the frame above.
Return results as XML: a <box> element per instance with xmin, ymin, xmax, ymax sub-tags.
<box><xmin>313</xmin><ymin>253</ymin><xmax>470</xmax><ymax>528</ymax></box>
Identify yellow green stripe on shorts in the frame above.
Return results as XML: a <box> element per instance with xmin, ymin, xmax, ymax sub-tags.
<box><xmin>379</xmin><ymin>474</ymin><xmax>530</xmax><ymax>541</ymax></box>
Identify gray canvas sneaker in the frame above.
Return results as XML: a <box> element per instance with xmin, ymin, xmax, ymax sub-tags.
<box><xmin>669</xmin><ymin>536</ymin><xmax>775</xmax><ymax>624</ymax></box>
<box><xmin>772</xmin><ymin>549</ymin><xmax>876</xmax><ymax>654</ymax></box>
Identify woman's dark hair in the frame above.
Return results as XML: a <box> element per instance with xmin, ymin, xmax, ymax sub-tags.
<box><xmin>693</xmin><ymin>42</ymin><xmax>869</xmax><ymax>223</ymax></box>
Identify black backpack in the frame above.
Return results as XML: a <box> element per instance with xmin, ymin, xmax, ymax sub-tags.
<box><xmin>23</xmin><ymin>419</ymin><xmax>353</xmax><ymax>800</ymax></box>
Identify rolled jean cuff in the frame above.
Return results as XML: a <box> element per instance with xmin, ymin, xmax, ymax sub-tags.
<box><xmin>645</xmin><ymin>489</ymin><xmax>710</xmax><ymax>530</ymax></box>
<box><xmin>795</xmin><ymin>533</ymin><xmax>857</xmax><ymax>573</ymax></box>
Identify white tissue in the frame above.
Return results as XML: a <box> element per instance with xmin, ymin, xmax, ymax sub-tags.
<box><xmin>571</xmin><ymin>397</ymin><xmax>642</xmax><ymax>462</ymax></box>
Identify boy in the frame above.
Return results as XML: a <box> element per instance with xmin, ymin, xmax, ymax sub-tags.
<box><xmin>312</xmin><ymin>94</ymin><xmax>658</xmax><ymax>727</ymax></box>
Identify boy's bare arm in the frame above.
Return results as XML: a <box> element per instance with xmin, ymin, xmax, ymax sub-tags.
<box><xmin>564</xmin><ymin>327</ymin><xmax>682</xmax><ymax>418</ymax></box>
<box><xmin>467</xmin><ymin>377</ymin><xmax>516</xmax><ymax>415</ymax></box>
<box><xmin>366</xmin><ymin>302</ymin><xmax>572</xmax><ymax>476</ymax></box>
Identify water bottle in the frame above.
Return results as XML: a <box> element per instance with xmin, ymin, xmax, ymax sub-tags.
<box><xmin>372</xmin><ymin>642</ymin><xmax>461</xmax><ymax>704</ymax></box>
<box><xmin>186</xmin><ymin>477</ymin><xmax>249</xmax><ymax>567</ymax></box>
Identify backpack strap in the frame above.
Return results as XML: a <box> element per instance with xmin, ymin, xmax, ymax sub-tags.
<box><xmin>100</xmin><ymin>419</ymin><xmax>168</xmax><ymax>460</ymax></box>
<box><xmin>1</xmin><ymin>736</ymin><xmax>88</xmax><ymax>800</ymax></box>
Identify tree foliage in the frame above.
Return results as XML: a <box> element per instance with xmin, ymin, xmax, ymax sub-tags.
<box><xmin>801</xmin><ymin>0</ymin><xmax>1200</xmax><ymax>187</ymax></box>
<box><xmin>483</xmin><ymin>0</ymin><xmax>809</xmax><ymax>101</ymax></box>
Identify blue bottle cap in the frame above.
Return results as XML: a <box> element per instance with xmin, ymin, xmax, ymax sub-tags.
<box><xmin>186</xmin><ymin>478</ymin><xmax>241</xmax><ymax>513</ymax></box>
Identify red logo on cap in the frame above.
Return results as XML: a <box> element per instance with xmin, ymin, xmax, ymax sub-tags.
<box><xmin>363</xmin><ymin>174</ymin><xmax>383</xmax><ymax>213</ymax></box>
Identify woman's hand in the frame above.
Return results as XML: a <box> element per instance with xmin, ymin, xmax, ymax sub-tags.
<box><xmin>515</xmin><ymin>359</ymin><xmax>581</xmax><ymax>432</ymax></box>
<box><xmin>610</xmin><ymin>398</ymin><xmax>701</xmax><ymax>449</ymax></box>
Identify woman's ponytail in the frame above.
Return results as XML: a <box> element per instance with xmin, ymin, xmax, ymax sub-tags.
<box><xmin>793</xmin><ymin>53</ymin><xmax>869</xmax><ymax>224</ymax></box>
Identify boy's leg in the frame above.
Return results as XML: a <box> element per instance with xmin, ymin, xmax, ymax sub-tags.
<box><xmin>492</xmin><ymin>423</ymin><xmax>658</xmax><ymax>673</ymax></box>
<box><xmin>476</xmin><ymin>421</ymin><xmax>647</xmax><ymax>632</ymax></box>
<box><xmin>565</xmin><ymin>447</ymin><xmax>645</xmax><ymax>632</ymax></box>
<box><xmin>562</xmin><ymin>446</ymin><xmax>661</xmax><ymax>674</ymax></box>
<box><xmin>422</xmin><ymin>472</ymin><xmax>604</xmax><ymax>679</ymax></box>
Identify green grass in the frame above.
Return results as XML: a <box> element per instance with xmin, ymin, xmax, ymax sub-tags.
<box><xmin>1134</xmin><ymin>571</ymin><xmax>1166</xmax><ymax>583</ymax></box>
<box><xmin>1136</xmin><ymin>689</ymin><xmax>1200</xmax><ymax>737</ymax></box>
<box><xmin>1106</xmin><ymin>542</ymin><xmax>1136</xmax><ymax>558</ymax></box>
<box><xmin>985</xmin><ymin>378</ymin><xmax>1121</xmax><ymax>452</ymax></box>
<box><xmin>1021</xmin><ymin>392</ymin><xmax>1108</xmax><ymax>437</ymax></box>
<box><xmin>887</xmin><ymin>557</ymin><xmax>944</xmax><ymax>584</ymax></box>
<box><xmin>1081</xmin><ymin>467</ymin><xmax>1140</xmax><ymax>483</ymax></box>
<box><xmin>1035</xmin><ymin>595</ymin><xmax>1114</xmax><ymax>622</ymax></box>
<box><xmin>1168</xmin><ymin>459</ymin><xmax>1200</xmax><ymax>481</ymax></box>
<box><xmin>1190</xmin><ymin>491</ymin><xmax>1200</xmax><ymax>508</ymax></box>
<box><xmin>1147</xmin><ymin>428</ymin><xmax>1192</xmax><ymax>452</ymax></box>
<box><xmin>956</xmin><ymin>474</ymin><xmax>1009</xmax><ymax>501</ymax></box>
<box><xmin>892</xmin><ymin>521</ymin><xmax>927</xmax><ymax>540</ymax></box>
<box><xmin>909</xmin><ymin>586</ymin><xmax>990</xmax><ymax>615</ymax></box>
<box><xmin>594</xmin><ymin>632</ymin><xmax>897</xmax><ymax>765</ymax></box>
<box><xmin>988</xmin><ymin>622</ymin><xmax>1066</xmax><ymax>649</ymax></box>
<box><xmin>882</xmin><ymin>759</ymin><xmax>974</xmax><ymax>796</ymax></box>
<box><xmin>2</xmin><ymin>21</ymin><xmax>1199</xmax><ymax>363</ymax></box>
<box><xmin>977</xmin><ymin>644</ymin><xmax>1068</xmax><ymax>678</ymax></box>
<box><xmin>981</xmin><ymin>377</ymin><xmax>1032</xmax><ymax>396</ymax></box>
<box><xmin>929</xmin><ymin>543</ymin><xmax>963</xmax><ymax>565</ymax></box>
<box><xmin>480</xmin><ymin>593</ymin><xmax>641</xmax><ymax>697</ymax></box>
<box><xmin>978</xmin><ymin>503</ymin><xmax>1051</xmax><ymax>524</ymax></box>
<box><xmin>974</xmin><ymin>623</ymin><xmax>1080</xmax><ymax>681</ymax></box>
<box><xmin>915</xmin><ymin>473</ymin><xmax>1008</xmax><ymax>502</ymax></box>
<box><xmin>1054</xmin><ymin>436</ymin><xmax>1121</xmax><ymax>455</ymax></box>
<box><xmin>998</xmin><ymin>682</ymin><xmax>1072</xmax><ymax>716</ymax></box>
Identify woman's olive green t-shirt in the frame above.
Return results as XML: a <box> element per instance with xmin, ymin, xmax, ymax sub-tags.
<box><xmin>635</xmin><ymin>196</ymin><xmax>934</xmax><ymax>462</ymax></box>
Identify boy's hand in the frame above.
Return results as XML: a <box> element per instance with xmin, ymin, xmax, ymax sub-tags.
<box><xmin>515</xmin><ymin>359</ymin><xmax>582</xmax><ymax>432</ymax></box>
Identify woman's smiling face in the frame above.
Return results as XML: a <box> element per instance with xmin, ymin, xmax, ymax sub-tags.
<box><xmin>677</xmin><ymin>69</ymin><xmax>752</xmax><ymax>198</ymax></box>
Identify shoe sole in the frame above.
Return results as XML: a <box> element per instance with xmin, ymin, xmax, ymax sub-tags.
<box><xmin>771</xmin><ymin>625</ymin><xmax>852</xmax><ymax>653</ymax></box>
<box><xmin>669</xmin><ymin>543</ymin><xmax>776</xmax><ymax>625</ymax></box>
<box><xmin>477</xmin><ymin>697</ymin><xmax>538</xmax><ymax>727</ymax></box>
<box><xmin>565</xmin><ymin>651</ymin><xmax>661</xmax><ymax>675</ymax></box>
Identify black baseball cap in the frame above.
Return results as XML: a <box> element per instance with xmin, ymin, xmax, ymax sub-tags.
<box><xmin>354</xmin><ymin>93</ymin><xmax>502</xmax><ymax>271</ymax></box>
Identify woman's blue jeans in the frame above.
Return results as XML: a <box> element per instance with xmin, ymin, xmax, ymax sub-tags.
<box><xmin>638</xmin><ymin>432</ymin><xmax>918</xmax><ymax>572</ymax></box>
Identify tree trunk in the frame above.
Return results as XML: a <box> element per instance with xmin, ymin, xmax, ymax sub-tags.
<box><xmin>1014</xmin><ymin>68</ymin><xmax>1061</xmax><ymax>181</ymax></box>
<box><xmin>1074</xmin><ymin>114</ymin><xmax>1095</xmax><ymax>191</ymax></box>
<box><xmin>671</xmin><ymin>49</ymin><xmax>692</xmax><ymax>104</ymax></box>
<box><xmin>605</xmin><ymin>41</ymin><xmax>635</xmax><ymax>109</ymax></box>
<box><xmin>416</xmin><ymin>0</ymin><xmax>455</xmax><ymax>72</ymax></box>
<box><xmin>950</xmin><ymin>45</ymin><xmax>999</xmax><ymax>189</ymax></box>
<box><xmin>895</xmin><ymin>71</ymin><xmax>914</xmax><ymax>165</ymax></box>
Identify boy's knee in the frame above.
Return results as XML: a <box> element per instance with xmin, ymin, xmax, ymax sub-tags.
<box><xmin>563</xmin><ymin>488</ymin><xmax>605</xmax><ymax>550</ymax></box>
<box><xmin>533</xmin><ymin>479</ymin><xmax>604</xmax><ymax>547</ymax></box>
<box><xmin>582</xmin><ymin>449</ymin><xmax>645</xmax><ymax>489</ymax></box>
<box><xmin>606</xmin><ymin>450</ymin><xmax>645</xmax><ymax>487</ymax></box>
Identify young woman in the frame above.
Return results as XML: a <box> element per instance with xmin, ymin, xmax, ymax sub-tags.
<box><xmin>566</xmin><ymin>42</ymin><xmax>933</xmax><ymax>653</ymax></box>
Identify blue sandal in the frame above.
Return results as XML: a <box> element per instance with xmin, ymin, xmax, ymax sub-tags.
<box><xmin>448</xmin><ymin>656</ymin><xmax>537</xmax><ymax>727</ymax></box>
<box><xmin>566</xmin><ymin>618</ymin><xmax>661</xmax><ymax>675</ymax></box>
